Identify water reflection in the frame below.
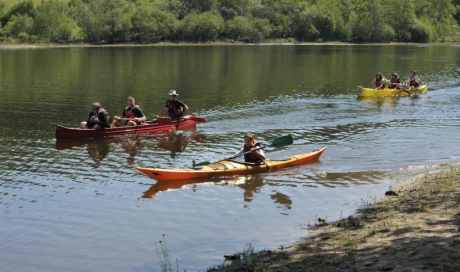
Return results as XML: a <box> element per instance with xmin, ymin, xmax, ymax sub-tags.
<box><xmin>55</xmin><ymin>131</ymin><xmax>207</xmax><ymax>165</ymax></box>
<box><xmin>140</xmin><ymin>174</ymin><xmax>293</xmax><ymax>211</ymax></box>
<box><xmin>157</xmin><ymin>131</ymin><xmax>190</xmax><ymax>158</ymax></box>
<box><xmin>56</xmin><ymin>139</ymin><xmax>111</xmax><ymax>167</ymax></box>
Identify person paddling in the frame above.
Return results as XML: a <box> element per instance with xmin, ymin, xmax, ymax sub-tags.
<box><xmin>389</xmin><ymin>73</ymin><xmax>401</xmax><ymax>89</ymax></box>
<box><xmin>80</xmin><ymin>102</ymin><xmax>111</xmax><ymax>130</ymax></box>
<box><xmin>233</xmin><ymin>133</ymin><xmax>266</xmax><ymax>163</ymax></box>
<box><xmin>400</xmin><ymin>70</ymin><xmax>422</xmax><ymax>90</ymax></box>
<box><xmin>371</xmin><ymin>72</ymin><xmax>387</xmax><ymax>90</ymax></box>
<box><xmin>112</xmin><ymin>96</ymin><xmax>146</xmax><ymax>127</ymax></box>
<box><xmin>154</xmin><ymin>90</ymin><xmax>189</xmax><ymax>120</ymax></box>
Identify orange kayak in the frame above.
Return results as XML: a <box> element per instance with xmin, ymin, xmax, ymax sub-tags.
<box><xmin>137</xmin><ymin>147</ymin><xmax>326</xmax><ymax>181</ymax></box>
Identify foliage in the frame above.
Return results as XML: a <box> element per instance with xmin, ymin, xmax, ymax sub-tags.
<box><xmin>34</xmin><ymin>0</ymin><xmax>82</xmax><ymax>42</ymax></box>
<box><xmin>6</xmin><ymin>13</ymin><xmax>34</xmax><ymax>36</ymax></box>
<box><xmin>0</xmin><ymin>0</ymin><xmax>460</xmax><ymax>43</ymax></box>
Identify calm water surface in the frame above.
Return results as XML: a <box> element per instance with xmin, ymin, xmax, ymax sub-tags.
<box><xmin>1</xmin><ymin>45</ymin><xmax>460</xmax><ymax>271</ymax></box>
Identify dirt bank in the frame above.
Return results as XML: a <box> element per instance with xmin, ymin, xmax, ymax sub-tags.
<box><xmin>209</xmin><ymin>166</ymin><xmax>460</xmax><ymax>272</ymax></box>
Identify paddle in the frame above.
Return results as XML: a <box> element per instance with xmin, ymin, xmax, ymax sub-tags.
<box><xmin>193</xmin><ymin>135</ymin><xmax>294</xmax><ymax>167</ymax></box>
<box><xmin>190</xmin><ymin>116</ymin><xmax>206</xmax><ymax>122</ymax></box>
<box><xmin>117</xmin><ymin>117</ymin><xmax>173</xmax><ymax>125</ymax></box>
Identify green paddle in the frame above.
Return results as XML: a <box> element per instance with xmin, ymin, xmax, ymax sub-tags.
<box><xmin>193</xmin><ymin>135</ymin><xmax>294</xmax><ymax>167</ymax></box>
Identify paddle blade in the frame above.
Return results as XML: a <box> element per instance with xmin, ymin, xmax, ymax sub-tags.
<box><xmin>157</xmin><ymin>117</ymin><xmax>173</xmax><ymax>125</ymax></box>
<box><xmin>268</xmin><ymin>135</ymin><xmax>293</xmax><ymax>148</ymax></box>
<box><xmin>190</xmin><ymin>116</ymin><xmax>206</xmax><ymax>123</ymax></box>
<box><xmin>195</xmin><ymin>161</ymin><xmax>211</xmax><ymax>166</ymax></box>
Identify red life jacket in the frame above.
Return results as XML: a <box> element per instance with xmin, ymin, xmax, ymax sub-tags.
<box><xmin>390</xmin><ymin>77</ymin><xmax>400</xmax><ymax>88</ymax></box>
<box><xmin>409</xmin><ymin>76</ymin><xmax>420</xmax><ymax>87</ymax></box>
<box><xmin>243</xmin><ymin>142</ymin><xmax>263</xmax><ymax>163</ymax></box>
<box><xmin>124</xmin><ymin>105</ymin><xmax>140</xmax><ymax>119</ymax></box>
<box><xmin>375</xmin><ymin>78</ymin><xmax>382</xmax><ymax>88</ymax></box>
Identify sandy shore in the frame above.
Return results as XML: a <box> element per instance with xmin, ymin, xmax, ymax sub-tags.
<box><xmin>209</xmin><ymin>165</ymin><xmax>460</xmax><ymax>272</ymax></box>
<box><xmin>0</xmin><ymin>42</ymin><xmax>459</xmax><ymax>50</ymax></box>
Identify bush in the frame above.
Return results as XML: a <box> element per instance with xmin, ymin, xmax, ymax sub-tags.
<box><xmin>131</xmin><ymin>4</ymin><xmax>178</xmax><ymax>43</ymax></box>
<box><xmin>17</xmin><ymin>31</ymin><xmax>28</xmax><ymax>42</ymax></box>
<box><xmin>72</xmin><ymin>0</ymin><xmax>133</xmax><ymax>43</ymax></box>
<box><xmin>179</xmin><ymin>11</ymin><xmax>224</xmax><ymax>41</ymax></box>
<box><xmin>6</xmin><ymin>14</ymin><xmax>34</xmax><ymax>36</ymax></box>
<box><xmin>1</xmin><ymin>0</ymin><xmax>36</xmax><ymax>26</ymax></box>
<box><xmin>410</xmin><ymin>21</ymin><xmax>431</xmax><ymax>42</ymax></box>
<box><xmin>35</xmin><ymin>0</ymin><xmax>83</xmax><ymax>42</ymax></box>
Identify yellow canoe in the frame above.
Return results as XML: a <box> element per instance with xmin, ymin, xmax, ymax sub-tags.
<box><xmin>356</xmin><ymin>85</ymin><xmax>428</xmax><ymax>97</ymax></box>
<box><xmin>137</xmin><ymin>147</ymin><xmax>327</xmax><ymax>181</ymax></box>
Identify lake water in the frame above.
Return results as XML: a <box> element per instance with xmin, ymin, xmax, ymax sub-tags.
<box><xmin>1</xmin><ymin>45</ymin><xmax>460</xmax><ymax>271</ymax></box>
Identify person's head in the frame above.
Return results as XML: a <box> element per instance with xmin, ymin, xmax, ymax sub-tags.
<box><xmin>168</xmin><ymin>90</ymin><xmax>178</xmax><ymax>101</ymax></box>
<box><xmin>92</xmin><ymin>102</ymin><xmax>101</xmax><ymax>112</ymax></box>
<box><xmin>244</xmin><ymin>133</ymin><xmax>256</xmax><ymax>147</ymax></box>
<box><xmin>127</xmin><ymin>96</ymin><xmax>135</xmax><ymax>106</ymax></box>
<box><xmin>376</xmin><ymin>72</ymin><xmax>383</xmax><ymax>80</ymax></box>
<box><xmin>411</xmin><ymin>70</ymin><xmax>417</xmax><ymax>76</ymax></box>
<box><xmin>392</xmin><ymin>73</ymin><xmax>399</xmax><ymax>79</ymax></box>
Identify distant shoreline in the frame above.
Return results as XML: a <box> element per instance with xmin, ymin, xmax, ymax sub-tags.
<box><xmin>0</xmin><ymin>41</ymin><xmax>459</xmax><ymax>50</ymax></box>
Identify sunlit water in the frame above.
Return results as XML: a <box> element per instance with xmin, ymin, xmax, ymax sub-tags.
<box><xmin>1</xmin><ymin>45</ymin><xmax>460</xmax><ymax>271</ymax></box>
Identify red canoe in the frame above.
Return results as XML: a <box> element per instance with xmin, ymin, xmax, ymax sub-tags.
<box><xmin>55</xmin><ymin>114</ymin><xmax>205</xmax><ymax>139</ymax></box>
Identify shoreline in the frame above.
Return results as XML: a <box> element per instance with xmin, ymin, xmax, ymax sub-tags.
<box><xmin>208</xmin><ymin>165</ymin><xmax>460</xmax><ymax>272</ymax></box>
<box><xmin>0</xmin><ymin>41</ymin><xmax>459</xmax><ymax>50</ymax></box>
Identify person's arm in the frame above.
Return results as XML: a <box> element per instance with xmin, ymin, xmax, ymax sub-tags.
<box><xmin>155</xmin><ymin>107</ymin><xmax>168</xmax><ymax>118</ymax></box>
<box><xmin>252</xmin><ymin>148</ymin><xmax>266</xmax><ymax>160</ymax></box>
<box><xmin>176</xmin><ymin>100</ymin><xmax>188</xmax><ymax>114</ymax></box>
<box><xmin>133</xmin><ymin>107</ymin><xmax>146</xmax><ymax>122</ymax></box>
<box><xmin>98</xmin><ymin>113</ymin><xmax>111</xmax><ymax>128</ymax></box>
<box><xmin>87</xmin><ymin>112</ymin><xmax>93</xmax><ymax>124</ymax></box>
<box><xmin>234</xmin><ymin>148</ymin><xmax>245</xmax><ymax>158</ymax></box>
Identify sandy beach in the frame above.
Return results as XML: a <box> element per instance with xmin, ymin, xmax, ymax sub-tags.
<box><xmin>209</xmin><ymin>165</ymin><xmax>460</xmax><ymax>272</ymax></box>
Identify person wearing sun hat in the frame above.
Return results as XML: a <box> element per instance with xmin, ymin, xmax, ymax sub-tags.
<box><xmin>80</xmin><ymin>102</ymin><xmax>111</xmax><ymax>129</ymax></box>
<box><xmin>154</xmin><ymin>90</ymin><xmax>189</xmax><ymax>120</ymax></box>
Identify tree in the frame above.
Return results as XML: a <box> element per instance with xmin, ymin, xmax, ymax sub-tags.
<box><xmin>131</xmin><ymin>2</ymin><xmax>178</xmax><ymax>43</ymax></box>
<box><xmin>34</xmin><ymin>0</ymin><xmax>82</xmax><ymax>42</ymax></box>
<box><xmin>179</xmin><ymin>11</ymin><xmax>224</xmax><ymax>41</ymax></box>
<box><xmin>6</xmin><ymin>13</ymin><xmax>34</xmax><ymax>36</ymax></box>
<box><xmin>1</xmin><ymin>0</ymin><xmax>36</xmax><ymax>27</ymax></box>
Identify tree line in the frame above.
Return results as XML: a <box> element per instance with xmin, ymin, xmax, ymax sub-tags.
<box><xmin>0</xmin><ymin>0</ymin><xmax>459</xmax><ymax>44</ymax></box>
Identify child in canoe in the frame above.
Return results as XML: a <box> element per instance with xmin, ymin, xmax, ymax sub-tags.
<box><xmin>233</xmin><ymin>133</ymin><xmax>266</xmax><ymax>163</ymax></box>
<box><xmin>399</xmin><ymin>70</ymin><xmax>422</xmax><ymax>90</ymax></box>
<box><xmin>371</xmin><ymin>72</ymin><xmax>387</xmax><ymax>89</ymax></box>
<box><xmin>389</xmin><ymin>73</ymin><xmax>401</xmax><ymax>89</ymax></box>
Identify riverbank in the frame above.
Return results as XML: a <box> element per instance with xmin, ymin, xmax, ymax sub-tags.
<box><xmin>1</xmin><ymin>41</ymin><xmax>460</xmax><ymax>50</ymax></box>
<box><xmin>209</xmin><ymin>165</ymin><xmax>460</xmax><ymax>272</ymax></box>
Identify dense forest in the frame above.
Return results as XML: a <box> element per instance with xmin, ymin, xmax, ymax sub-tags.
<box><xmin>0</xmin><ymin>0</ymin><xmax>459</xmax><ymax>44</ymax></box>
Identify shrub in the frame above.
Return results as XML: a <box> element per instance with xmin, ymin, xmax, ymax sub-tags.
<box><xmin>410</xmin><ymin>21</ymin><xmax>431</xmax><ymax>42</ymax></box>
<box><xmin>17</xmin><ymin>31</ymin><xmax>28</xmax><ymax>42</ymax></box>
<box><xmin>6</xmin><ymin>14</ymin><xmax>34</xmax><ymax>36</ymax></box>
<box><xmin>131</xmin><ymin>4</ymin><xmax>178</xmax><ymax>43</ymax></box>
<box><xmin>179</xmin><ymin>11</ymin><xmax>224</xmax><ymax>41</ymax></box>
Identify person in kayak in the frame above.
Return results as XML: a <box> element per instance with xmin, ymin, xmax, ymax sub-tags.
<box><xmin>389</xmin><ymin>73</ymin><xmax>401</xmax><ymax>89</ymax></box>
<box><xmin>80</xmin><ymin>102</ymin><xmax>111</xmax><ymax>130</ymax></box>
<box><xmin>233</xmin><ymin>133</ymin><xmax>266</xmax><ymax>163</ymax></box>
<box><xmin>400</xmin><ymin>70</ymin><xmax>422</xmax><ymax>90</ymax></box>
<box><xmin>154</xmin><ymin>90</ymin><xmax>189</xmax><ymax>120</ymax></box>
<box><xmin>111</xmin><ymin>96</ymin><xmax>146</xmax><ymax>127</ymax></box>
<box><xmin>371</xmin><ymin>72</ymin><xmax>387</xmax><ymax>89</ymax></box>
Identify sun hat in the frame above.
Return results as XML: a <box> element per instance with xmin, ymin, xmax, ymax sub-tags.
<box><xmin>92</xmin><ymin>102</ymin><xmax>101</xmax><ymax>109</ymax></box>
<box><xmin>168</xmin><ymin>90</ymin><xmax>178</xmax><ymax>96</ymax></box>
